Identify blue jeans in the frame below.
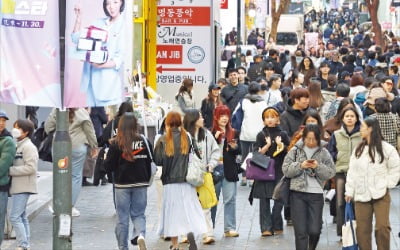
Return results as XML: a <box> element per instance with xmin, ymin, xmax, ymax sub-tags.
<box><xmin>211</xmin><ymin>178</ymin><xmax>237</xmax><ymax>232</ymax></box>
<box><xmin>0</xmin><ymin>191</ymin><xmax>8</xmax><ymax>246</ymax></box>
<box><xmin>115</xmin><ymin>187</ymin><xmax>147</xmax><ymax>250</ymax></box>
<box><xmin>72</xmin><ymin>145</ymin><xmax>88</xmax><ymax>206</ymax></box>
<box><xmin>10</xmin><ymin>193</ymin><xmax>30</xmax><ymax>248</ymax></box>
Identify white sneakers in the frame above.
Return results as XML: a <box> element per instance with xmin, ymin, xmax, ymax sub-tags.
<box><xmin>48</xmin><ymin>206</ymin><xmax>80</xmax><ymax>217</ymax></box>
<box><xmin>137</xmin><ymin>235</ymin><xmax>147</xmax><ymax>250</ymax></box>
<box><xmin>72</xmin><ymin>207</ymin><xmax>80</xmax><ymax>217</ymax></box>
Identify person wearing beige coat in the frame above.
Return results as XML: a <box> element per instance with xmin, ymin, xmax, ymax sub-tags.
<box><xmin>9</xmin><ymin>119</ymin><xmax>38</xmax><ymax>250</ymax></box>
<box><xmin>45</xmin><ymin>108</ymin><xmax>98</xmax><ymax>217</ymax></box>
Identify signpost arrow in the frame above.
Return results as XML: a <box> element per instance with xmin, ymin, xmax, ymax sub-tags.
<box><xmin>156</xmin><ymin>65</ymin><xmax>196</xmax><ymax>73</ymax></box>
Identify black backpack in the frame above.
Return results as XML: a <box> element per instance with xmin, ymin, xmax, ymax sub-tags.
<box><xmin>32</xmin><ymin>122</ymin><xmax>53</xmax><ymax>162</ymax></box>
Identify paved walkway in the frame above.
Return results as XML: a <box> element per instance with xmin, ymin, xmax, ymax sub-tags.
<box><xmin>2</xmin><ymin>175</ymin><xmax>400</xmax><ymax>250</ymax></box>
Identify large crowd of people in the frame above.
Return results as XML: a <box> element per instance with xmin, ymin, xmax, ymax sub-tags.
<box><xmin>1</xmin><ymin>7</ymin><xmax>400</xmax><ymax>250</ymax></box>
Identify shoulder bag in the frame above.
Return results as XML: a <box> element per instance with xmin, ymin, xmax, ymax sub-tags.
<box><xmin>186</xmin><ymin>133</ymin><xmax>206</xmax><ymax>187</ymax></box>
<box><xmin>245</xmin><ymin>158</ymin><xmax>275</xmax><ymax>181</ymax></box>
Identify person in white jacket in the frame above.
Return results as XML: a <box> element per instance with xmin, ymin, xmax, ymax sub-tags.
<box><xmin>345</xmin><ymin>116</ymin><xmax>400</xmax><ymax>250</ymax></box>
<box><xmin>236</xmin><ymin>82</ymin><xmax>268</xmax><ymax>186</ymax></box>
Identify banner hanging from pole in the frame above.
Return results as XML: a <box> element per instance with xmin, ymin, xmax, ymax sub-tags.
<box><xmin>0</xmin><ymin>0</ymin><xmax>62</xmax><ymax>107</ymax></box>
<box><xmin>64</xmin><ymin>0</ymin><xmax>133</xmax><ymax>108</ymax></box>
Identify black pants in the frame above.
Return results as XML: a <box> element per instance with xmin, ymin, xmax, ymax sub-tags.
<box><xmin>259</xmin><ymin>198</ymin><xmax>284</xmax><ymax>232</ymax></box>
<box><xmin>291</xmin><ymin>191</ymin><xmax>324</xmax><ymax>250</ymax></box>
<box><xmin>335</xmin><ymin>173</ymin><xmax>346</xmax><ymax>236</ymax></box>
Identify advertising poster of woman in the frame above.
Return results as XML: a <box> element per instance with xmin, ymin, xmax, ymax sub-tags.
<box><xmin>64</xmin><ymin>0</ymin><xmax>132</xmax><ymax>107</ymax></box>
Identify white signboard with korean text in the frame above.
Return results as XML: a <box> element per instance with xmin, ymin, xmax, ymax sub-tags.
<box><xmin>156</xmin><ymin>0</ymin><xmax>212</xmax><ymax>107</ymax></box>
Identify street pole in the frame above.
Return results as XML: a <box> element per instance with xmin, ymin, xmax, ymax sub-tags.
<box><xmin>53</xmin><ymin>0</ymin><xmax>72</xmax><ymax>249</ymax></box>
<box><xmin>236</xmin><ymin>0</ymin><xmax>242</xmax><ymax>68</ymax></box>
<box><xmin>52</xmin><ymin>110</ymin><xmax>72</xmax><ymax>249</ymax></box>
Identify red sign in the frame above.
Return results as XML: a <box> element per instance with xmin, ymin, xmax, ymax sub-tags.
<box><xmin>156</xmin><ymin>65</ymin><xmax>195</xmax><ymax>73</ymax></box>
<box><xmin>220</xmin><ymin>0</ymin><xmax>228</xmax><ymax>9</ymax></box>
<box><xmin>156</xmin><ymin>45</ymin><xmax>183</xmax><ymax>64</ymax></box>
<box><xmin>157</xmin><ymin>7</ymin><xmax>210</xmax><ymax>26</ymax></box>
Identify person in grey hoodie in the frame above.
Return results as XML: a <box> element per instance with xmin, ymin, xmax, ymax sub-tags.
<box><xmin>282</xmin><ymin>124</ymin><xmax>335</xmax><ymax>250</ymax></box>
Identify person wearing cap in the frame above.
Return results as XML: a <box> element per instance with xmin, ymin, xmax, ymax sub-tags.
<box><xmin>393</xmin><ymin>57</ymin><xmax>400</xmax><ymax>67</ymax></box>
<box><xmin>201</xmin><ymin>83</ymin><xmax>222</xmax><ymax>130</ymax></box>
<box><xmin>0</xmin><ymin>110</ymin><xmax>17</xmax><ymax>247</ymax></box>
<box><xmin>353</xmin><ymin>66</ymin><xmax>364</xmax><ymax>76</ymax></box>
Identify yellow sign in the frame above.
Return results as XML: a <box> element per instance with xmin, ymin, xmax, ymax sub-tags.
<box><xmin>1</xmin><ymin>0</ymin><xmax>16</xmax><ymax>14</ymax></box>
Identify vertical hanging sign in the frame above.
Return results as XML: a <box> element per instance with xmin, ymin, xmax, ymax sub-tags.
<box><xmin>0</xmin><ymin>0</ymin><xmax>62</xmax><ymax>107</ymax></box>
<box><xmin>156</xmin><ymin>0</ymin><xmax>212</xmax><ymax>104</ymax></box>
<box><xmin>63</xmin><ymin>0</ymin><xmax>133</xmax><ymax>107</ymax></box>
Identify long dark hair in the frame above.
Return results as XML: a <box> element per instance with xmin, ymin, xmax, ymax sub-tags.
<box><xmin>183</xmin><ymin>109</ymin><xmax>205</xmax><ymax>142</ymax></box>
<box><xmin>116</xmin><ymin>101</ymin><xmax>133</xmax><ymax>118</ymax></box>
<box><xmin>355</xmin><ymin>117</ymin><xmax>384</xmax><ymax>163</ymax></box>
<box><xmin>176</xmin><ymin>78</ymin><xmax>193</xmax><ymax>100</ymax></box>
<box><xmin>302</xmin><ymin>109</ymin><xmax>324</xmax><ymax>134</ymax></box>
<box><xmin>116</xmin><ymin>113</ymin><xmax>140</xmax><ymax>162</ymax></box>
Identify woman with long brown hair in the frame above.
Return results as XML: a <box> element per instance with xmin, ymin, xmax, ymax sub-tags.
<box><xmin>154</xmin><ymin>111</ymin><xmax>206</xmax><ymax>250</ymax></box>
<box><xmin>297</xmin><ymin>56</ymin><xmax>317</xmax><ymax>87</ymax></box>
<box><xmin>174</xmin><ymin>78</ymin><xmax>195</xmax><ymax>115</ymax></box>
<box><xmin>104</xmin><ymin>113</ymin><xmax>153</xmax><ymax>250</ymax></box>
<box><xmin>201</xmin><ymin>83</ymin><xmax>222</xmax><ymax>130</ymax></box>
<box><xmin>308</xmin><ymin>79</ymin><xmax>324</xmax><ymax>112</ymax></box>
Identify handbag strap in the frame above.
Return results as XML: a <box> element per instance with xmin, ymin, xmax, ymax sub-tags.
<box><xmin>140</xmin><ymin>134</ymin><xmax>154</xmax><ymax>162</ymax></box>
<box><xmin>205</xmin><ymin>134</ymin><xmax>208</xmax><ymax>164</ymax></box>
<box><xmin>345</xmin><ymin>202</ymin><xmax>357</xmax><ymax>245</ymax></box>
<box><xmin>344</xmin><ymin>202</ymin><xmax>354</xmax><ymax>221</ymax></box>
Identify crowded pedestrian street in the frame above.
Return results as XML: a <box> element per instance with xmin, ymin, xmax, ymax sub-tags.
<box><xmin>2</xmin><ymin>170</ymin><xmax>400</xmax><ymax>250</ymax></box>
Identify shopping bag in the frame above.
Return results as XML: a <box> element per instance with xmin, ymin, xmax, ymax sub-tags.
<box><xmin>196</xmin><ymin>172</ymin><xmax>218</xmax><ymax>209</ymax></box>
<box><xmin>245</xmin><ymin>158</ymin><xmax>275</xmax><ymax>181</ymax></box>
<box><xmin>240</xmin><ymin>152</ymin><xmax>253</xmax><ymax>171</ymax></box>
<box><xmin>342</xmin><ymin>202</ymin><xmax>358</xmax><ymax>250</ymax></box>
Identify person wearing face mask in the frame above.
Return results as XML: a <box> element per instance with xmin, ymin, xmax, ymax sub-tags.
<box><xmin>283</xmin><ymin>51</ymin><xmax>303</xmax><ymax>78</ymax></box>
<box><xmin>0</xmin><ymin>111</ymin><xmax>16</xmax><ymax>248</ymax></box>
<box><xmin>8</xmin><ymin>119</ymin><xmax>38</xmax><ymax>250</ymax></box>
